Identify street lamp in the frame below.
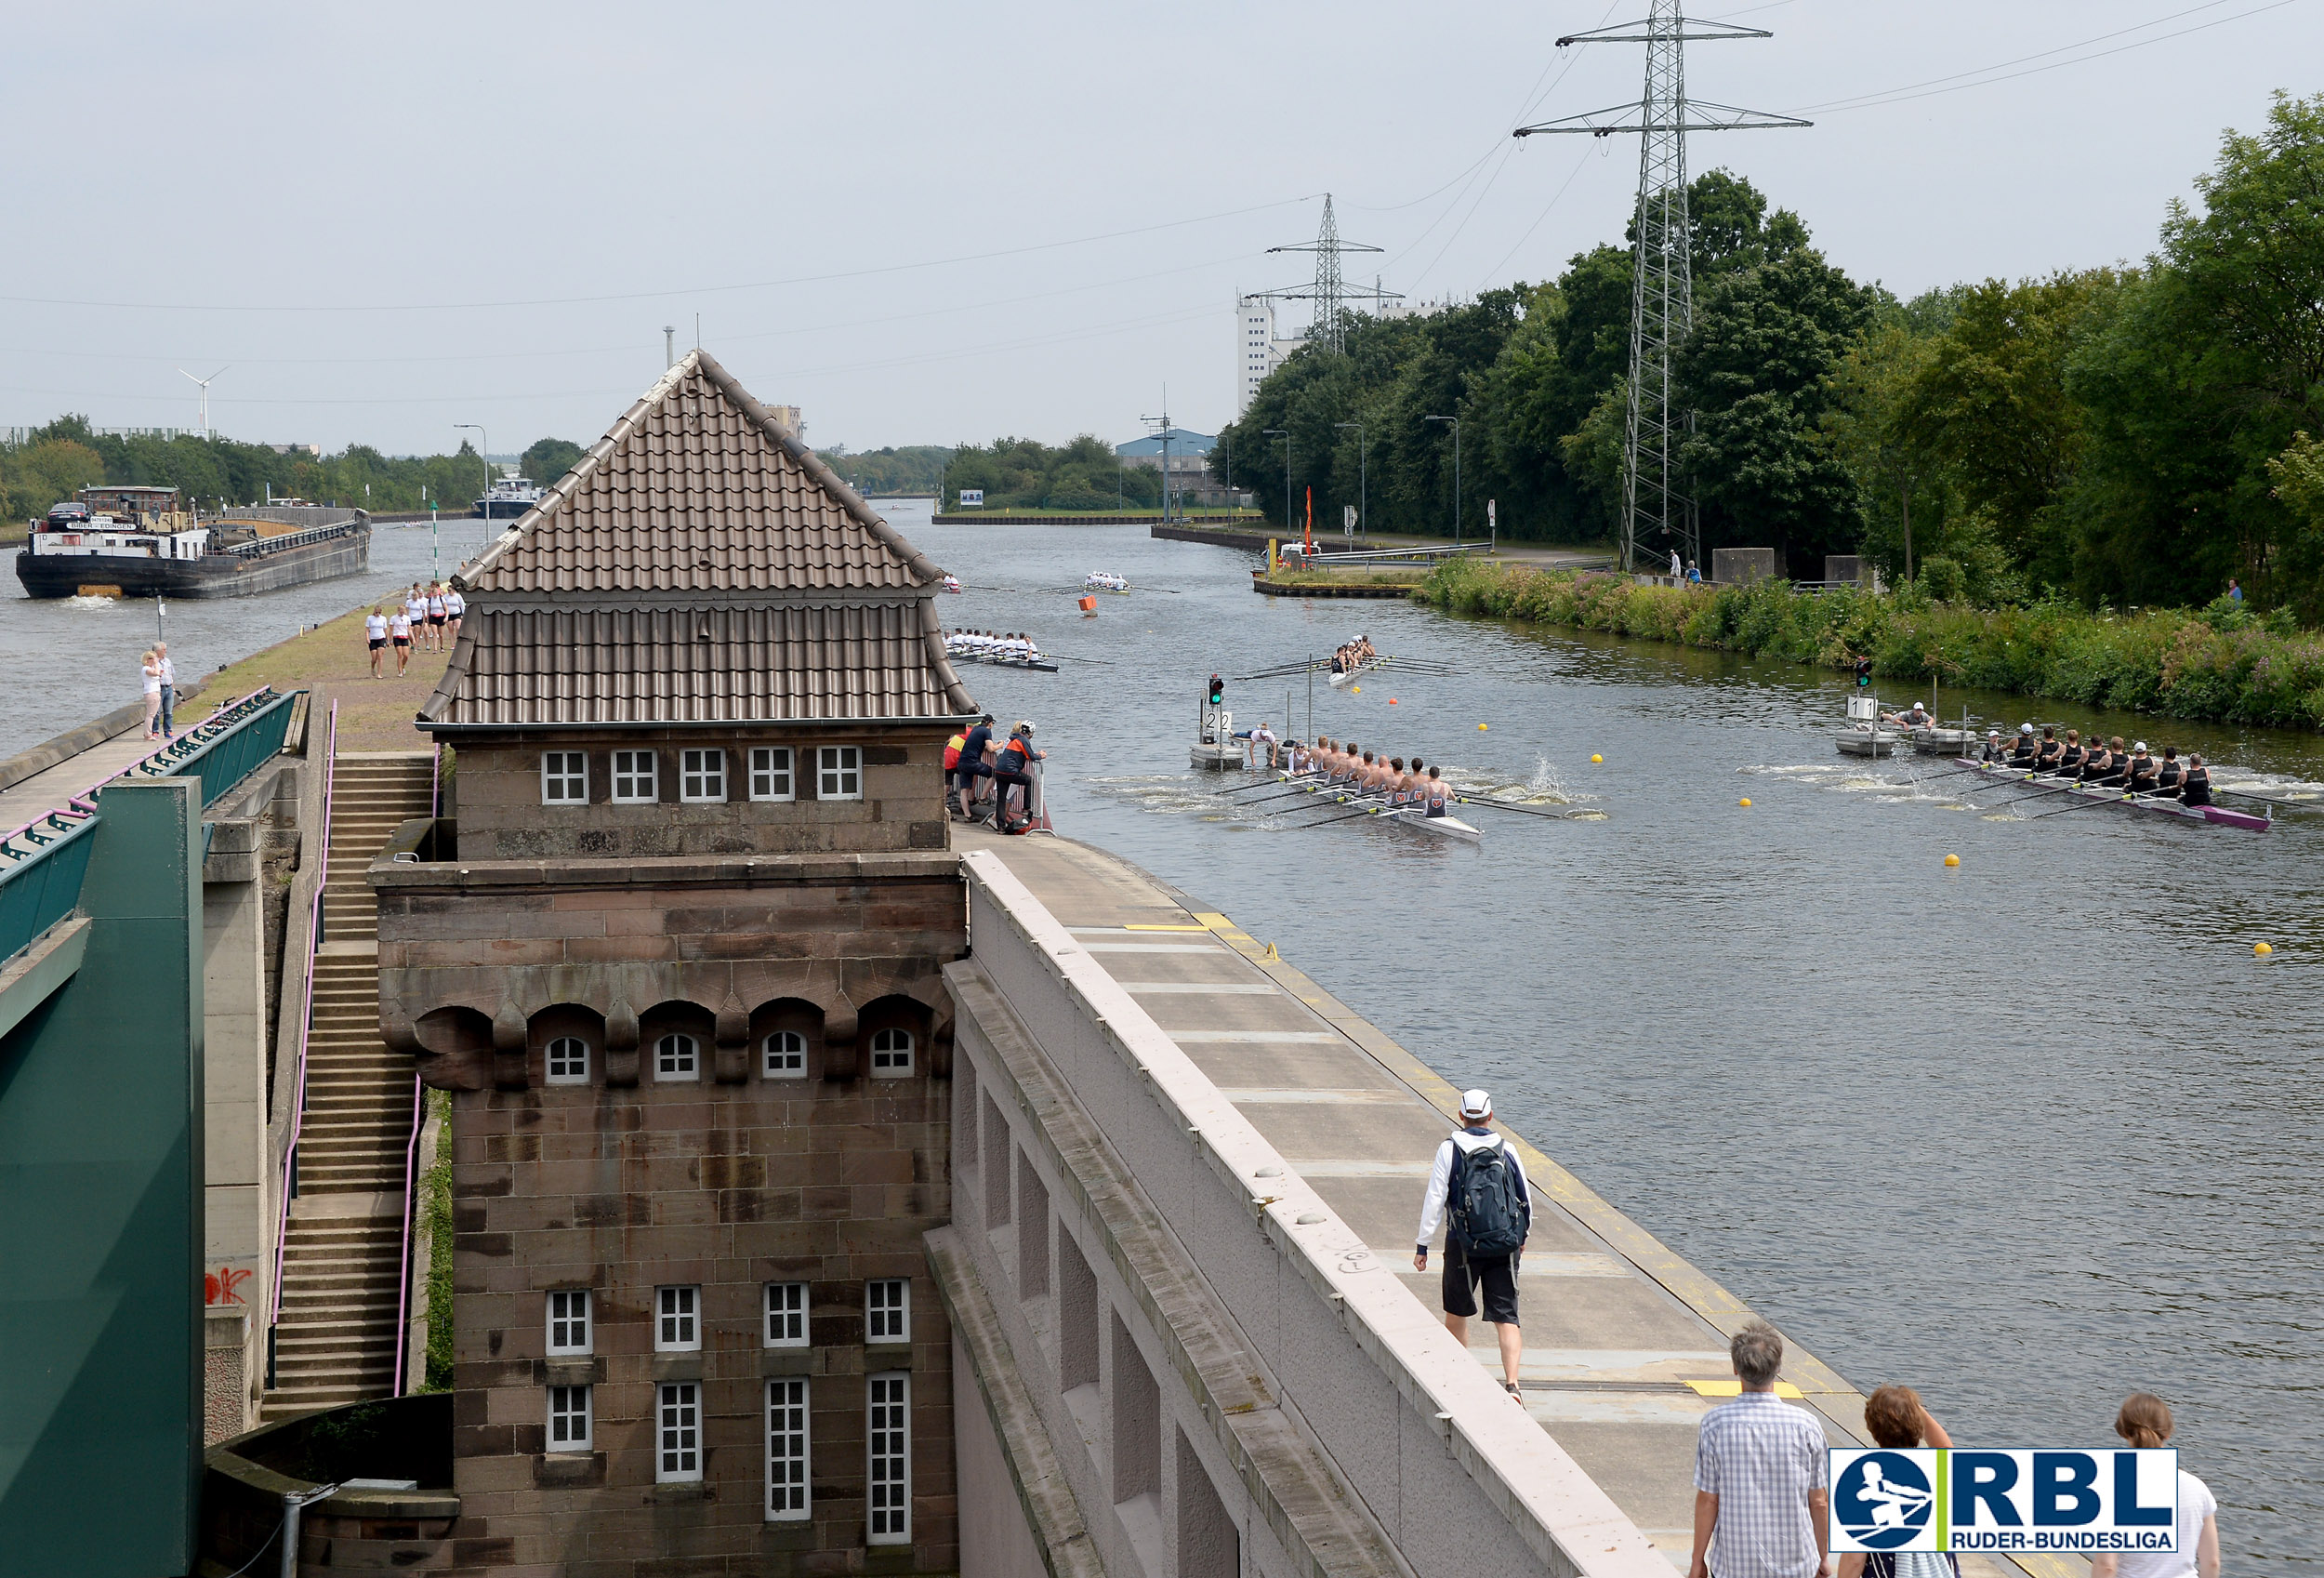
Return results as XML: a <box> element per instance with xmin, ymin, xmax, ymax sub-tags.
<box><xmin>454</xmin><ymin>423</ymin><xmax>488</xmax><ymax>583</ymax></box>
<box><xmin>1334</xmin><ymin>422</ymin><xmax>1365</xmax><ymax>546</ymax></box>
<box><xmin>1424</xmin><ymin>415</ymin><xmax>1460</xmax><ymax>547</ymax></box>
<box><xmin>1262</xmin><ymin>429</ymin><xmax>1290</xmax><ymax>538</ymax></box>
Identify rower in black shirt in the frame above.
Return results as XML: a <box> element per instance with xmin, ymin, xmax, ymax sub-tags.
<box><xmin>2152</xmin><ymin>747</ymin><xmax>2185</xmax><ymax>799</ymax></box>
<box><xmin>2079</xmin><ymin>738</ymin><xmax>2115</xmax><ymax>783</ymax></box>
<box><xmin>2180</xmin><ymin>753</ymin><xmax>2213</xmax><ymax>807</ymax></box>
<box><xmin>1980</xmin><ymin>730</ymin><xmax>2009</xmax><ymax>762</ymax></box>
<box><xmin>2053</xmin><ymin>729</ymin><xmax>2086</xmax><ymax>776</ymax></box>
<box><xmin>2124</xmin><ymin>742</ymin><xmax>2159</xmax><ymax>794</ymax></box>
<box><xmin>2010</xmin><ymin>724</ymin><xmax>2039</xmax><ymax>764</ymax></box>
<box><xmin>2034</xmin><ymin>727</ymin><xmax>2063</xmax><ymax>770</ymax></box>
<box><xmin>2098</xmin><ymin>736</ymin><xmax>2134</xmax><ymax>787</ymax></box>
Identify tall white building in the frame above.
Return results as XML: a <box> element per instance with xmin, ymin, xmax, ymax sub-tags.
<box><xmin>1235</xmin><ymin>296</ymin><xmax>1304</xmax><ymax>418</ymax></box>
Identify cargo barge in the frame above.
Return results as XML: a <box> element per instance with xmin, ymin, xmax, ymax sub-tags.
<box><xmin>14</xmin><ymin>489</ymin><xmax>371</xmax><ymax>600</ymax></box>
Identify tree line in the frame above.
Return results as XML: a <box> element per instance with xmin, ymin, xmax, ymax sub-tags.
<box><xmin>940</xmin><ymin>435</ymin><xmax>1163</xmax><ymax>511</ymax></box>
<box><xmin>0</xmin><ymin>419</ymin><xmax>592</xmax><ymax>523</ymax></box>
<box><xmin>1219</xmin><ymin>90</ymin><xmax>2324</xmax><ymax>621</ymax></box>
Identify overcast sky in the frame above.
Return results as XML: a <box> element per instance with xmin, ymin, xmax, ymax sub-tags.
<box><xmin>5</xmin><ymin>1</ymin><xmax>2314</xmax><ymax>457</ymax></box>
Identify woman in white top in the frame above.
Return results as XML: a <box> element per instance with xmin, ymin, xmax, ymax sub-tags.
<box><xmin>139</xmin><ymin>649</ymin><xmax>163</xmax><ymax>738</ymax></box>
<box><xmin>442</xmin><ymin>587</ymin><xmax>465</xmax><ymax>643</ymax></box>
<box><xmin>363</xmin><ymin>607</ymin><xmax>390</xmax><ymax>678</ymax></box>
<box><xmin>2090</xmin><ymin>1393</ymin><xmax>2220</xmax><ymax>1578</ymax></box>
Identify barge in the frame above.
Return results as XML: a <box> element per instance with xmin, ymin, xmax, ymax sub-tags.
<box><xmin>14</xmin><ymin>488</ymin><xmax>370</xmax><ymax>599</ymax></box>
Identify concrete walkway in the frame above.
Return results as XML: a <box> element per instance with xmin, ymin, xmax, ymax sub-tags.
<box><xmin>0</xmin><ymin>722</ymin><xmax>183</xmax><ymax>832</ymax></box>
<box><xmin>959</xmin><ymin>825</ymin><xmax>2044</xmax><ymax>1577</ymax></box>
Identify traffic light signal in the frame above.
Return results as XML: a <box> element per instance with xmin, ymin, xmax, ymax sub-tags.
<box><xmin>1855</xmin><ymin>658</ymin><xmax>1874</xmax><ymax>688</ymax></box>
<box><xmin>1208</xmin><ymin>674</ymin><xmax>1225</xmax><ymax>706</ymax></box>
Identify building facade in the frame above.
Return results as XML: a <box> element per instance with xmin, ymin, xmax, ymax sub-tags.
<box><xmin>1235</xmin><ymin>296</ymin><xmax>1303</xmax><ymax>418</ymax></box>
<box><xmin>373</xmin><ymin>351</ymin><xmax>979</xmax><ymax>1575</ymax></box>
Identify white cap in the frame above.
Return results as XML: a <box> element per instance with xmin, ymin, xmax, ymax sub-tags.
<box><xmin>2020</xmin><ymin>723</ymin><xmax>2035</xmax><ymax>736</ymax></box>
<box><xmin>2134</xmin><ymin>741</ymin><xmax>2148</xmax><ymax>752</ymax></box>
<box><xmin>1459</xmin><ymin>1089</ymin><xmax>1492</xmax><ymax>1121</ymax></box>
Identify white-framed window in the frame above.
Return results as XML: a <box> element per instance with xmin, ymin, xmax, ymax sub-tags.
<box><xmin>763</xmin><ymin>1029</ymin><xmax>807</xmax><ymax>1080</ymax></box>
<box><xmin>817</xmin><ymin>745</ymin><xmax>861</xmax><ymax>801</ymax></box>
<box><xmin>766</xmin><ymin>1378</ymin><xmax>811</xmax><ymax>1522</ymax></box>
<box><xmin>680</xmin><ymin>748</ymin><xmax>726</xmax><ymax>802</ymax></box>
<box><xmin>657</xmin><ymin>1382</ymin><xmax>703</xmax><ymax>1482</ymax></box>
<box><xmin>548</xmin><ymin>1384</ymin><xmax>592</xmax><ymax>1452</ymax></box>
<box><xmin>866</xmin><ymin>1372</ymin><xmax>911</xmax><ymax>1543</ymax></box>
<box><xmin>547</xmin><ymin>1289</ymin><xmax>591</xmax><ymax>1355</ymax></box>
<box><xmin>866</xmin><ymin>1278</ymin><xmax>909</xmax><ymax>1344</ymax></box>
<box><xmin>869</xmin><ymin>1027</ymin><xmax>914</xmax><ymax>1078</ymax></box>
<box><xmin>612</xmin><ymin>749</ymin><xmax>657</xmax><ymax>803</ymax></box>
<box><xmin>541</xmin><ymin>750</ymin><xmax>587</xmax><ymax>804</ymax></box>
<box><xmin>749</xmin><ymin>746</ymin><xmax>795</xmax><ymax>802</ymax></box>
<box><xmin>765</xmin><ymin>1281</ymin><xmax>810</xmax><ymax>1346</ymax></box>
<box><xmin>654</xmin><ymin>1032</ymin><xmax>698</xmax><ymax>1081</ymax></box>
<box><xmin>655</xmin><ymin>1285</ymin><xmax>701</xmax><ymax>1351</ymax></box>
<box><xmin>546</xmin><ymin>1036</ymin><xmax>589</xmax><ymax>1084</ymax></box>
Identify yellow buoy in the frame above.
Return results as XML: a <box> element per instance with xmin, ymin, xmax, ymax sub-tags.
<box><xmin>1478</xmin><ymin>723</ymin><xmax>1488</xmax><ymax>731</ymax></box>
<box><xmin>2255</xmin><ymin>941</ymin><xmax>2274</xmax><ymax>956</ymax></box>
<box><xmin>1738</xmin><ymin>797</ymin><xmax>1752</xmax><ymax>808</ymax></box>
<box><xmin>1591</xmin><ymin>753</ymin><xmax>1603</xmax><ymax>763</ymax></box>
<box><xmin>1351</xmin><ymin>685</ymin><xmax>1360</xmax><ymax>694</ymax></box>
<box><xmin>1944</xmin><ymin>854</ymin><xmax>1961</xmax><ymax>868</ymax></box>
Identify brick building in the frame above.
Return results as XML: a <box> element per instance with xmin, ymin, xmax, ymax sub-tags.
<box><xmin>373</xmin><ymin>351</ymin><xmax>979</xmax><ymax>1574</ymax></box>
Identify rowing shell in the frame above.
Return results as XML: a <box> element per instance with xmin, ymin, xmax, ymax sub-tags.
<box><xmin>1326</xmin><ymin>656</ymin><xmax>1385</xmax><ymax>690</ymax></box>
<box><xmin>947</xmin><ymin>650</ymin><xmax>1060</xmax><ymax>672</ymax></box>
<box><xmin>1952</xmin><ymin>759</ymin><xmax>2270</xmax><ymax>832</ymax></box>
<box><xmin>1274</xmin><ymin>774</ymin><xmax>1483</xmax><ymax>842</ymax></box>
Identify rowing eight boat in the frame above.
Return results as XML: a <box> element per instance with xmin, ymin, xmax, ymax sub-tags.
<box><xmin>1327</xmin><ymin>656</ymin><xmax>1385</xmax><ymax>690</ymax></box>
<box><xmin>1950</xmin><ymin>758</ymin><xmax>2271</xmax><ymax>832</ymax></box>
<box><xmin>1270</xmin><ymin>772</ymin><xmax>1484</xmax><ymax>842</ymax></box>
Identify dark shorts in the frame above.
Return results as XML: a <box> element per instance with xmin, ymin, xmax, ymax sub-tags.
<box><xmin>955</xmin><ymin>761</ymin><xmax>992</xmax><ymax>787</ymax></box>
<box><xmin>368</xmin><ymin>638</ymin><xmax>385</xmax><ymax>650</ymax></box>
<box><xmin>1442</xmin><ymin>1241</ymin><xmax>1519</xmax><ymax>1326</ymax></box>
<box><xmin>393</xmin><ymin>636</ymin><xmax>410</xmax><ymax>647</ymax></box>
<box><xmin>428</xmin><ymin>614</ymin><xmax>444</xmax><ymax>626</ymax></box>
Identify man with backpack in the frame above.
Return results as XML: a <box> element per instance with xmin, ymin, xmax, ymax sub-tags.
<box><xmin>1413</xmin><ymin>1089</ymin><xmax>1532</xmax><ymax>1397</ymax></box>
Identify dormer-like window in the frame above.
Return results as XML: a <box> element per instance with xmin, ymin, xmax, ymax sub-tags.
<box><xmin>749</xmin><ymin>748</ymin><xmax>794</xmax><ymax>802</ymax></box>
<box><xmin>541</xmin><ymin>751</ymin><xmax>587</xmax><ymax>803</ymax></box>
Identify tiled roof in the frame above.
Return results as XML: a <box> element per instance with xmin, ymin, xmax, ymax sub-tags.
<box><xmin>424</xmin><ymin>601</ymin><xmax>977</xmax><ymax>727</ymax></box>
<box><xmin>457</xmin><ymin>350</ymin><xmax>943</xmax><ymax>597</ymax></box>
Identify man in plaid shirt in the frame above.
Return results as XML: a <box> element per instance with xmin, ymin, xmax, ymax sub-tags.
<box><xmin>1691</xmin><ymin>1321</ymin><xmax>1830</xmax><ymax>1578</ymax></box>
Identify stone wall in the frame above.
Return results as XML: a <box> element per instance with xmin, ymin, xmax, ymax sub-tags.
<box><xmin>448</xmin><ymin>728</ymin><xmax>950</xmax><ymax>861</ymax></box>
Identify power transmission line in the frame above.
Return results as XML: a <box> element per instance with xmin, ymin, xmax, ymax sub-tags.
<box><xmin>1514</xmin><ymin>2</ymin><xmax>1808</xmax><ymax>573</ymax></box>
<box><xmin>1256</xmin><ymin>196</ymin><xmax>1404</xmax><ymax>353</ymax></box>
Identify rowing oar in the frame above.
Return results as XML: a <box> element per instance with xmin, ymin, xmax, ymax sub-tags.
<box><xmin>2019</xmin><ymin>788</ymin><xmax>2153</xmax><ymax>820</ymax></box>
<box><xmin>1448</xmin><ymin>793</ymin><xmax>1581</xmax><ymax>822</ymax></box>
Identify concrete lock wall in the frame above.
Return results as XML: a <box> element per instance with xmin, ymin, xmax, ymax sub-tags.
<box><xmin>944</xmin><ymin>851</ymin><xmax>1667</xmax><ymax>1578</ymax></box>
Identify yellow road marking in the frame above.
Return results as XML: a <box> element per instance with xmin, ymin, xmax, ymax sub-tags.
<box><xmin>1684</xmin><ymin>1379</ymin><xmax>1804</xmax><ymax>1399</ymax></box>
<box><xmin>1123</xmin><ymin>924</ymin><xmax>1211</xmax><ymax>932</ymax></box>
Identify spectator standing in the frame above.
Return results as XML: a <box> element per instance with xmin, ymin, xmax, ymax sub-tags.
<box><xmin>139</xmin><ymin>648</ymin><xmax>163</xmax><ymax>739</ymax></box>
<box><xmin>1413</xmin><ymin>1089</ymin><xmax>1531</xmax><ymax>1397</ymax></box>
<box><xmin>2225</xmin><ymin>578</ymin><xmax>2243</xmax><ymax>603</ymax></box>
<box><xmin>364</xmin><ymin>606</ymin><xmax>390</xmax><ymax>678</ymax></box>
<box><xmin>2090</xmin><ymin>1394</ymin><xmax>2219</xmax><ymax>1578</ymax></box>
<box><xmin>990</xmin><ymin>722</ymin><xmax>1046</xmax><ymax>830</ymax></box>
<box><xmin>953</xmin><ymin>714</ymin><xmax>995</xmax><ymax>822</ymax></box>
<box><xmin>153</xmin><ymin>641</ymin><xmax>178</xmax><ymax>739</ymax></box>
<box><xmin>1690</xmin><ymin>1321</ymin><xmax>1829</xmax><ymax>1578</ymax></box>
<box><xmin>1839</xmin><ymin>1387</ymin><xmax>1955</xmax><ymax>1578</ymax></box>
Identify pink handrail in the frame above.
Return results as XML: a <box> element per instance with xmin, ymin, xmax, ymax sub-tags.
<box><xmin>392</xmin><ymin>1073</ymin><xmax>424</xmax><ymax>1394</ymax></box>
<box><xmin>267</xmin><ymin>700</ymin><xmax>337</xmax><ymax>1337</ymax></box>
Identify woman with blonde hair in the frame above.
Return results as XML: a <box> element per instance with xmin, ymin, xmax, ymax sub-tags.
<box><xmin>139</xmin><ymin>648</ymin><xmax>163</xmax><ymax>739</ymax></box>
<box><xmin>2091</xmin><ymin>1394</ymin><xmax>2219</xmax><ymax>1578</ymax></box>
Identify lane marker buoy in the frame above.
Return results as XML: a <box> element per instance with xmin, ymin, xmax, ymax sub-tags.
<box><xmin>1944</xmin><ymin>854</ymin><xmax>1960</xmax><ymax>868</ymax></box>
<box><xmin>1478</xmin><ymin>723</ymin><xmax>1488</xmax><ymax>731</ymax></box>
<box><xmin>1591</xmin><ymin>753</ymin><xmax>1603</xmax><ymax>763</ymax></box>
<box><xmin>2255</xmin><ymin>941</ymin><xmax>2274</xmax><ymax>956</ymax></box>
<box><xmin>1739</xmin><ymin>797</ymin><xmax>1752</xmax><ymax>807</ymax></box>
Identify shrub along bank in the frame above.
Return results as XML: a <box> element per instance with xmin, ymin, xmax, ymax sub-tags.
<box><xmin>1416</xmin><ymin>560</ymin><xmax>2324</xmax><ymax>730</ymax></box>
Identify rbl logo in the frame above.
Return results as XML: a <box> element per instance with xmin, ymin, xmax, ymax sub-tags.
<box><xmin>1829</xmin><ymin>1450</ymin><xmax>2180</xmax><ymax>1555</ymax></box>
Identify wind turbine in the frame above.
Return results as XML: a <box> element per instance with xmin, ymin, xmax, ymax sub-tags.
<box><xmin>178</xmin><ymin>365</ymin><xmax>228</xmax><ymax>440</ymax></box>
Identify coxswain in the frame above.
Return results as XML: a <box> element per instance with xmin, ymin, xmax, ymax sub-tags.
<box><xmin>2011</xmin><ymin>723</ymin><xmax>2039</xmax><ymax>765</ymax></box>
<box><xmin>2179</xmin><ymin>753</ymin><xmax>2213</xmax><ymax>808</ymax></box>
<box><xmin>1980</xmin><ymin>730</ymin><xmax>2009</xmax><ymax>763</ymax></box>
<box><xmin>2152</xmin><ymin>747</ymin><xmax>2185</xmax><ymax>800</ymax></box>
<box><xmin>2033</xmin><ymin>726</ymin><xmax>2062</xmax><ymax>769</ymax></box>
<box><xmin>2124</xmin><ymin>742</ymin><xmax>2159</xmax><ymax>793</ymax></box>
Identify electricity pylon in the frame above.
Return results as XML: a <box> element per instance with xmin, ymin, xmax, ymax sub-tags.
<box><xmin>1515</xmin><ymin>3</ymin><xmax>1807</xmax><ymax>571</ymax></box>
<box><xmin>1261</xmin><ymin>194</ymin><xmax>1402</xmax><ymax>353</ymax></box>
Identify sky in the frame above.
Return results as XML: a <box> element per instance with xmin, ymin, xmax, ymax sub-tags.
<box><xmin>3</xmin><ymin>0</ymin><xmax>2315</xmax><ymax>457</ymax></box>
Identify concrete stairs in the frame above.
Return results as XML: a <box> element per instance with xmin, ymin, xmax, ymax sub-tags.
<box><xmin>262</xmin><ymin>751</ymin><xmax>435</xmax><ymax>1422</ymax></box>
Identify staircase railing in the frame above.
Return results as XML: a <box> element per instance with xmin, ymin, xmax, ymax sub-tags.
<box><xmin>266</xmin><ymin>701</ymin><xmax>337</xmax><ymax>1368</ymax></box>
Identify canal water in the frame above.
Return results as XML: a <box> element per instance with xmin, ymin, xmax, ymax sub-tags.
<box><xmin>909</xmin><ymin>510</ymin><xmax>2324</xmax><ymax>1571</ymax></box>
<box><xmin>5</xmin><ymin>508</ymin><xmax>2317</xmax><ymax>1564</ymax></box>
<box><xmin>0</xmin><ymin>519</ymin><xmax>488</xmax><ymax>761</ymax></box>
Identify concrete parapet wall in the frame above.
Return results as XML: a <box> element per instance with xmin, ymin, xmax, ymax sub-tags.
<box><xmin>953</xmin><ymin>849</ymin><xmax>1668</xmax><ymax>1578</ymax></box>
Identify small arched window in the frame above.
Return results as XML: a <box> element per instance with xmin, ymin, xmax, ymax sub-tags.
<box><xmin>546</xmin><ymin>1036</ymin><xmax>590</xmax><ymax>1084</ymax></box>
<box><xmin>869</xmin><ymin>1027</ymin><xmax>914</xmax><ymax>1078</ymax></box>
<box><xmin>763</xmin><ymin>1030</ymin><xmax>807</xmax><ymax>1081</ymax></box>
<box><xmin>655</xmin><ymin>1033</ymin><xmax>698</xmax><ymax>1081</ymax></box>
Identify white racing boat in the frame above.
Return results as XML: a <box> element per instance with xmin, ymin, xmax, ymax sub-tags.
<box><xmin>1270</xmin><ymin>773</ymin><xmax>1483</xmax><ymax>842</ymax></box>
<box><xmin>1326</xmin><ymin>655</ymin><xmax>1385</xmax><ymax>690</ymax></box>
<box><xmin>1083</xmin><ymin>571</ymin><xmax>1130</xmax><ymax>594</ymax></box>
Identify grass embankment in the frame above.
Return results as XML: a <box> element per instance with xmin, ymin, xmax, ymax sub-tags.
<box><xmin>1257</xmin><ymin>567</ymin><xmax>1429</xmax><ymax>590</ymax></box>
<box><xmin>1418</xmin><ymin>560</ymin><xmax>2324</xmax><ymax>730</ymax></box>
<box><xmin>206</xmin><ymin>603</ymin><xmax>452</xmax><ymax>751</ymax></box>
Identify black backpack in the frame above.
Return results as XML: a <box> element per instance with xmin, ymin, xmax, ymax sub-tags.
<box><xmin>1451</xmin><ymin>1136</ymin><xmax>1528</xmax><ymax>1256</ymax></box>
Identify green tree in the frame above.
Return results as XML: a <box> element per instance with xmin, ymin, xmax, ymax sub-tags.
<box><xmin>520</xmin><ymin>438</ymin><xmax>587</xmax><ymax>486</ymax></box>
